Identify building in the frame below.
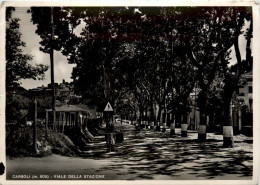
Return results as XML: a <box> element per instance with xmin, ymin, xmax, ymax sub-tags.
<box><xmin>46</xmin><ymin>104</ymin><xmax>97</xmax><ymax>133</ymax></box>
<box><xmin>237</xmin><ymin>71</ymin><xmax>253</xmax><ymax>112</ymax></box>
<box><xmin>29</xmin><ymin>80</ymin><xmax>75</xmax><ymax>103</ymax></box>
<box><xmin>46</xmin><ymin>104</ymin><xmax>90</xmax><ymax>132</ymax></box>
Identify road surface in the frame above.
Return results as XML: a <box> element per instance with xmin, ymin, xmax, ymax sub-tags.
<box><xmin>6</xmin><ymin>122</ymin><xmax>253</xmax><ymax>180</ymax></box>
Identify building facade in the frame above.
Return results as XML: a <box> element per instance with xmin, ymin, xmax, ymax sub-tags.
<box><xmin>237</xmin><ymin>71</ymin><xmax>253</xmax><ymax>112</ymax></box>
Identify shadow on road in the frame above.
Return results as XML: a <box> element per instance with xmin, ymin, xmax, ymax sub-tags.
<box><xmin>80</xmin><ymin>123</ymin><xmax>253</xmax><ymax>180</ymax></box>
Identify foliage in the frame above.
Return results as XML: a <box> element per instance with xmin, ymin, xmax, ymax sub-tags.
<box><xmin>29</xmin><ymin>7</ymin><xmax>71</xmax><ymax>53</ymax></box>
<box><xmin>6</xmin><ymin>126</ymin><xmax>76</xmax><ymax>157</ymax></box>
<box><xmin>28</xmin><ymin>7</ymin><xmax>253</xmax><ymax>125</ymax></box>
<box><xmin>6</xmin><ymin>94</ymin><xmax>30</xmax><ymax>121</ymax></box>
<box><xmin>6</xmin><ymin>7</ymin><xmax>48</xmax><ymax>87</ymax></box>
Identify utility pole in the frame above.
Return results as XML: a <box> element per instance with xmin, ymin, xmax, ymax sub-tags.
<box><xmin>102</xmin><ymin>15</ymin><xmax>115</xmax><ymax>151</ymax></box>
<box><xmin>45</xmin><ymin>109</ymin><xmax>48</xmax><ymax>139</ymax></box>
<box><xmin>33</xmin><ymin>99</ymin><xmax>38</xmax><ymax>154</ymax></box>
<box><xmin>104</xmin><ymin>102</ymin><xmax>115</xmax><ymax>152</ymax></box>
<box><xmin>193</xmin><ymin>82</ymin><xmax>197</xmax><ymax>130</ymax></box>
<box><xmin>170</xmin><ymin>28</ymin><xmax>175</xmax><ymax>136</ymax></box>
<box><xmin>50</xmin><ymin>7</ymin><xmax>56</xmax><ymax>130</ymax></box>
<box><xmin>103</xmin><ymin>41</ymin><xmax>115</xmax><ymax>152</ymax></box>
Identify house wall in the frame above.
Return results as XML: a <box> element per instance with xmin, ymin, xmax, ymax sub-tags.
<box><xmin>237</xmin><ymin>80</ymin><xmax>253</xmax><ymax>112</ymax></box>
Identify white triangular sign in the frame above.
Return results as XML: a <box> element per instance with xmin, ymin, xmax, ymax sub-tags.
<box><xmin>104</xmin><ymin>102</ymin><xmax>113</xmax><ymax>112</ymax></box>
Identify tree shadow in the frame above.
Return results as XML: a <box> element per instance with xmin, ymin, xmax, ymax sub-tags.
<box><xmin>80</xmin><ymin>126</ymin><xmax>253</xmax><ymax>180</ymax></box>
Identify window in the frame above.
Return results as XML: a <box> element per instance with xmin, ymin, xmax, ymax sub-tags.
<box><xmin>249</xmin><ymin>86</ymin><xmax>252</xmax><ymax>93</ymax></box>
<box><xmin>239</xmin><ymin>93</ymin><xmax>245</xmax><ymax>96</ymax></box>
<box><xmin>249</xmin><ymin>99</ymin><xmax>253</xmax><ymax>112</ymax></box>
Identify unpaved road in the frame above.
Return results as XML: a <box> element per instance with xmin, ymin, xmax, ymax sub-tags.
<box><xmin>6</xmin><ymin>123</ymin><xmax>253</xmax><ymax>180</ymax></box>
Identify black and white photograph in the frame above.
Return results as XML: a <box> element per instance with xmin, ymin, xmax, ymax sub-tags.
<box><xmin>0</xmin><ymin>1</ymin><xmax>259</xmax><ymax>184</ymax></box>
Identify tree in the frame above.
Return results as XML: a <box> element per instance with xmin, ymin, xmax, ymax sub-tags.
<box><xmin>29</xmin><ymin>7</ymin><xmax>70</xmax><ymax>130</ymax></box>
<box><xmin>28</xmin><ymin>7</ymin><xmax>253</xmax><ymax>148</ymax></box>
<box><xmin>6</xmin><ymin>7</ymin><xmax>48</xmax><ymax>88</ymax></box>
<box><xmin>174</xmin><ymin>7</ymin><xmax>251</xmax><ymax>142</ymax></box>
<box><xmin>169</xmin><ymin>41</ymin><xmax>197</xmax><ymax>137</ymax></box>
<box><xmin>60</xmin><ymin>7</ymin><xmax>137</xmax><ymax>151</ymax></box>
<box><xmin>6</xmin><ymin>7</ymin><xmax>48</xmax><ymax>127</ymax></box>
<box><xmin>219</xmin><ymin>8</ymin><xmax>253</xmax><ymax>147</ymax></box>
<box><xmin>6</xmin><ymin>94</ymin><xmax>30</xmax><ymax>121</ymax></box>
<box><xmin>29</xmin><ymin>7</ymin><xmax>70</xmax><ymax>53</ymax></box>
<box><xmin>115</xmin><ymin>41</ymin><xmax>170</xmax><ymax>128</ymax></box>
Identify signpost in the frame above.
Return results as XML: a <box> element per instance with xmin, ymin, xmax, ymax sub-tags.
<box><xmin>104</xmin><ymin>102</ymin><xmax>115</xmax><ymax>152</ymax></box>
<box><xmin>104</xmin><ymin>102</ymin><xmax>113</xmax><ymax>112</ymax></box>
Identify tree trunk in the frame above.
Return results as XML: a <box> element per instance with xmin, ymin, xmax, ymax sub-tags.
<box><xmin>208</xmin><ymin>113</ymin><xmax>214</xmax><ymax>133</ymax></box>
<box><xmin>139</xmin><ymin>106</ymin><xmax>143</xmax><ymax>124</ymax></box>
<box><xmin>162</xmin><ymin>106</ymin><xmax>167</xmax><ymax>133</ymax></box>
<box><xmin>170</xmin><ymin>113</ymin><xmax>175</xmax><ymax>136</ymax></box>
<box><xmin>162</xmin><ymin>93</ymin><xmax>167</xmax><ymax>133</ymax></box>
<box><xmin>145</xmin><ymin>107</ymin><xmax>148</xmax><ymax>128</ymax></box>
<box><xmin>156</xmin><ymin>103</ymin><xmax>162</xmax><ymax>131</ymax></box>
<box><xmin>162</xmin><ymin>111</ymin><xmax>167</xmax><ymax>133</ymax></box>
<box><xmin>170</xmin><ymin>90</ymin><xmax>175</xmax><ymax>135</ymax></box>
<box><xmin>238</xmin><ymin>108</ymin><xmax>242</xmax><ymax>132</ymax></box>
<box><xmin>149</xmin><ymin>100</ymin><xmax>155</xmax><ymax>129</ymax></box>
<box><xmin>245</xmin><ymin>20</ymin><xmax>253</xmax><ymax>69</ymax></box>
<box><xmin>181</xmin><ymin>112</ymin><xmax>188</xmax><ymax>137</ymax></box>
<box><xmin>198</xmin><ymin>88</ymin><xmax>209</xmax><ymax>141</ymax></box>
<box><xmin>223</xmin><ymin>87</ymin><xmax>234</xmax><ymax>148</ymax></box>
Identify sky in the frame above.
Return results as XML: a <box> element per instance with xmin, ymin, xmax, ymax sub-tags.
<box><xmin>11</xmin><ymin>7</ymin><xmax>248</xmax><ymax>90</ymax></box>
<box><xmin>12</xmin><ymin>7</ymin><xmax>76</xmax><ymax>89</ymax></box>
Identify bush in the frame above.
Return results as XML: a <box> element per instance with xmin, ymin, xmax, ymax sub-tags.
<box><xmin>6</xmin><ymin>126</ymin><xmax>77</xmax><ymax>157</ymax></box>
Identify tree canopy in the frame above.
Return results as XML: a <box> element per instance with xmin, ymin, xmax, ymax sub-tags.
<box><xmin>28</xmin><ymin>6</ymin><xmax>252</xmax><ymax>123</ymax></box>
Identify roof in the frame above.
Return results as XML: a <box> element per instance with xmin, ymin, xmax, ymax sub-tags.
<box><xmin>74</xmin><ymin>104</ymin><xmax>97</xmax><ymax>119</ymax></box>
<box><xmin>47</xmin><ymin>104</ymin><xmax>98</xmax><ymax>118</ymax></box>
<box><xmin>60</xmin><ymin>87</ymin><xmax>70</xmax><ymax>92</ymax></box>
<box><xmin>47</xmin><ymin>105</ymin><xmax>87</xmax><ymax>112</ymax></box>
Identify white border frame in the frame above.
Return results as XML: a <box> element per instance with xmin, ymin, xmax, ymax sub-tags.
<box><xmin>0</xmin><ymin>1</ymin><xmax>259</xmax><ymax>185</ymax></box>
